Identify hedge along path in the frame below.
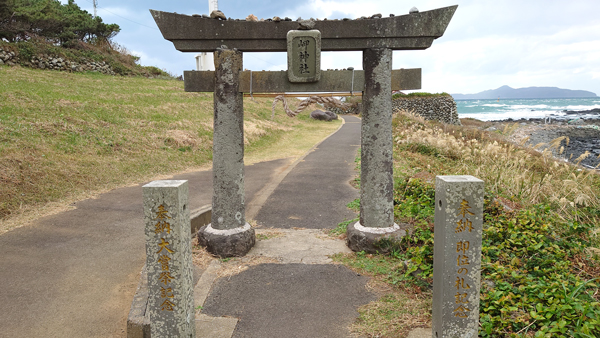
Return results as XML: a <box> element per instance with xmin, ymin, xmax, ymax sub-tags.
<box><xmin>271</xmin><ymin>95</ymin><xmax>354</xmax><ymax>119</ymax></box>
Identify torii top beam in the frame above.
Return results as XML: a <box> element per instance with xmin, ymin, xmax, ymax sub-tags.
<box><xmin>150</xmin><ymin>6</ymin><xmax>457</xmax><ymax>52</ymax></box>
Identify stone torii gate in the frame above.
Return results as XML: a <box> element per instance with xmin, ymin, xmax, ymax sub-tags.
<box><xmin>151</xmin><ymin>6</ymin><xmax>457</xmax><ymax>257</ymax></box>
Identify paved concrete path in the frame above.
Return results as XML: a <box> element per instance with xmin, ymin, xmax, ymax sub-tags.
<box><xmin>203</xmin><ymin>264</ymin><xmax>374</xmax><ymax>338</ymax></box>
<box><xmin>255</xmin><ymin>115</ymin><xmax>360</xmax><ymax>229</ymax></box>
<box><xmin>0</xmin><ymin>158</ymin><xmax>293</xmax><ymax>338</ymax></box>
<box><xmin>1</xmin><ymin>115</ymin><xmax>374</xmax><ymax>337</ymax></box>
<box><xmin>201</xmin><ymin>115</ymin><xmax>375</xmax><ymax>338</ymax></box>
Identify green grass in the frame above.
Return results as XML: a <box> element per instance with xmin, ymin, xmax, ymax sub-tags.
<box><xmin>0</xmin><ymin>66</ymin><xmax>340</xmax><ymax>233</ymax></box>
<box><xmin>329</xmin><ymin>217</ymin><xmax>358</xmax><ymax>237</ymax></box>
<box><xmin>346</xmin><ymin>198</ymin><xmax>360</xmax><ymax>212</ymax></box>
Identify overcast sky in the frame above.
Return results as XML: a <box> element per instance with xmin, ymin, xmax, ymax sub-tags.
<box><xmin>68</xmin><ymin>0</ymin><xmax>600</xmax><ymax>95</ymax></box>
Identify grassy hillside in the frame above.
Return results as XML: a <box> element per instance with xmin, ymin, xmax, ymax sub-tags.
<box><xmin>0</xmin><ymin>66</ymin><xmax>341</xmax><ymax>233</ymax></box>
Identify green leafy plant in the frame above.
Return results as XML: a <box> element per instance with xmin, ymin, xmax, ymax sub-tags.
<box><xmin>328</xmin><ymin>218</ymin><xmax>358</xmax><ymax>237</ymax></box>
<box><xmin>479</xmin><ymin>204</ymin><xmax>600</xmax><ymax>337</ymax></box>
<box><xmin>347</xmin><ymin>198</ymin><xmax>360</xmax><ymax>212</ymax></box>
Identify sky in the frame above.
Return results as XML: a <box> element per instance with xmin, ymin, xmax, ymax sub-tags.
<box><xmin>67</xmin><ymin>0</ymin><xmax>600</xmax><ymax>95</ymax></box>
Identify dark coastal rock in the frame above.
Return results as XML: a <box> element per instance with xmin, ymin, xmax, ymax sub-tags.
<box><xmin>563</xmin><ymin>108</ymin><xmax>600</xmax><ymax>115</ymax></box>
<box><xmin>568</xmin><ymin>118</ymin><xmax>585</xmax><ymax>125</ymax></box>
<box><xmin>519</xmin><ymin>124</ymin><xmax>600</xmax><ymax>169</ymax></box>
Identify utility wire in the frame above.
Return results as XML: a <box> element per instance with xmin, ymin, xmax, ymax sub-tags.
<box><xmin>76</xmin><ymin>1</ymin><xmax>284</xmax><ymax>68</ymax></box>
<box><xmin>79</xmin><ymin>0</ymin><xmax>159</xmax><ymax>30</ymax></box>
<box><xmin>245</xmin><ymin>53</ymin><xmax>284</xmax><ymax>68</ymax></box>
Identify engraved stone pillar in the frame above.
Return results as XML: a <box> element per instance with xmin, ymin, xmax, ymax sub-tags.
<box><xmin>143</xmin><ymin>180</ymin><xmax>195</xmax><ymax>338</ymax></box>
<box><xmin>432</xmin><ymin>175</ymin><xmax>484</xmax><ymax>338</ymax></box>
<box><xmin>197</xmin><ymin>48</ymin><xmax>255</xmax><ymax>257</ymax></box>
<box><xmin>346</xmin><ymin>48</ymin><xmax>405</xmax><ymax>253</ymax></box>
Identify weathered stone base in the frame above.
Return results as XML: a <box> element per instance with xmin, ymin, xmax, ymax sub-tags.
<box><xmin>346</xmin><ymin>221</ymin><xmax>406</xmax><ymax>254</ymax></box>
<box><xmin>197</xmin><ymin>223</ymin><xmax>256</xmax><ymax>258</ymax></box>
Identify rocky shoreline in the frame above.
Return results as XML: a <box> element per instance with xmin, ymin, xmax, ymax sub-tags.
<box><xmin>489</xmin><ymin>110</ymin><xmax>600</xmax><ymax>169</ymax></box>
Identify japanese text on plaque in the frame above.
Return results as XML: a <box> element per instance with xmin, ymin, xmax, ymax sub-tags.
<box><xmin>297</xmin><ymin>38</ymin><xmax>311</xmax><ymax>74</ymax></box>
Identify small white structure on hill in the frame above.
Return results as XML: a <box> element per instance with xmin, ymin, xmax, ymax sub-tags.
<box><xmin>195</xmin><ymin>0</ymin><xmax>218</xmax><ymax>71</ymax></box>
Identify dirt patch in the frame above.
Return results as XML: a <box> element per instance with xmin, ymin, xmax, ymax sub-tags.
<box><xmin>217</xmin><ymin>256</ymin><xmax>280</xmax><ymax>278</ymax></box>
<box><xmin>256</xmin><ymin>229</ymin><xmax>285</xmax><ymax>240</ymax></box>
<box><xmin>165</xmin><ymin>129</ymin><xmax>199</xmax><ymax>147</ymax></box>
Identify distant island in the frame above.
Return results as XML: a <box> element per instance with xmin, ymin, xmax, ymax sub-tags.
<box><xmin>451</xmin><ymin>85</ymin><xmax>598</xmax><ymax>100</ymax></box>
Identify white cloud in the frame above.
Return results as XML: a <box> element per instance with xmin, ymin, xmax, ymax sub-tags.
<box><xmin>83</xmin><ymin>0</ymin><xmax>600</xmax><ymax>95</ymax></box>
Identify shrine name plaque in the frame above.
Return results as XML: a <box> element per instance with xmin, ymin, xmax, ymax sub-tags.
<box><xmin>287</xmin><ymin>30</ymin><xmax>321</xmax><ymax>83</ymax></box>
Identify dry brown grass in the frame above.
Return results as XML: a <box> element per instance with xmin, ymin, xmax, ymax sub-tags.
<box><xmin>333</xmin><ymin>253</ymin><xmax>432</xmax><ymax>337</ymax></box>
<box><xmin>351</xmin><ymin>290</ymin><xmax>431</xmax><ymax>338</ymax></box>
<box><xmin>255</xmin><ymin>229</ymin><xmax>285</xmax><ymax>241</ymax></box>
<box><xmin>0</xmin><ymin>66</ymin><xmax>341</xmax><ymax>234</ymax></box>
<box><xmin>192</xmin><ymin>237</ymin><xmax>280</xmax><ymax>279</ymax></box>
<box><xmin>394</xmin><ymin>110</ymin><xmax>600</xmax><ymax>223</ymax></box>
<box><xmin>191</xmin><ymin>238</ymin><xmax>215</xmax><ymax>270</ymax></box>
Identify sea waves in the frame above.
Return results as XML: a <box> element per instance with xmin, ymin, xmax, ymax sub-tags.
<box><xmin>457</xmin><ymin>98</ymin><xmax>600</xmax><ymax>121</ymax></box>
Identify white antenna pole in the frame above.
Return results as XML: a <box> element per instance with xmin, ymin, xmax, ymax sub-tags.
<box><xmin>93</xmin><ymin>0</ymin><xmax>97</xmax><ymax>18</ymax></box>
<box><xmin>209</xmin><ymin>0</ymin><xmax>218</xmax><ymax>12</ymax></box>
<box><xmin>197</xmin><ymin>0</ymin><xmax>218</xmax><ymax>71</ymax></box>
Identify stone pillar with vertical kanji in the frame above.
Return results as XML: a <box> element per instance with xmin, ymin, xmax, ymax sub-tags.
<box><xmin>143</xmin><ymin>180</ymin><xmax>195</xmax><ymax>338</ymax></box>
<box><xmin>432</xmin><ymin>175</ymin><xmax>484</xmax><ymax>338</ymax></box>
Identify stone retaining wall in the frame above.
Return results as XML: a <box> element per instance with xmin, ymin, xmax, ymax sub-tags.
<box><xmin>392</xmin><ymin>95</ymin><xmax>461</xmax><ymax>125</ymax></box>
<box><xmin>321</xmin><ymin>96</ymin><xmax>460</xmax><ymax>126</ymax></box>
<box><xmin>324</xmin><ymin>102</ymin><xmax>361</xmax><ymax>115</ymax></box>
<box><xmin>0</xmin><ymin>47</ymin><xmax>116</xmax><ymax>75</ymax></box>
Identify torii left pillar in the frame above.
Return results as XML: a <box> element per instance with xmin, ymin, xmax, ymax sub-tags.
<box><xmin>197</xmin><ymin>48</ymin><xmax>256</xmax><ymax>257</ymax></box>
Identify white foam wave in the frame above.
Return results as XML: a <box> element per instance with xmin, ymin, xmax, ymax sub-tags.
<box><xmin>457</xmin><ymin>98</ymin><xmax>600</xmax><ymax>121</ymax></box>
<box><xmin>482</xmin><ymin>103</ymin><xmax>507</xmax><ymax>107</ymax></box>
<box><xmin>460</xmin><ymin>110</ymin><xmax>564</xmax><ymax>121</ymax></box>
<box><xmin>509</xmin><ymin>104</ymin><xmax>549</xmax><ymax>110</ymax></box>
<box><xmin>563</xmin><ymin>105</ymin><xmax>600</xmax><ymax>110</ymax></box>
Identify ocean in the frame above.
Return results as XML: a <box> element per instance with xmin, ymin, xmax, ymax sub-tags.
<box><xmin>456</xmin><ymin>97</ymin><xmax>600</xmax><ymax>121</ymax></box>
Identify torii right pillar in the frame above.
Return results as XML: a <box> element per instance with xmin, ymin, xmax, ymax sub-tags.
<box><xmin>346</xmin><ymin>48</ymin><xmax>404</xmax><ymax>253</ymax></box>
